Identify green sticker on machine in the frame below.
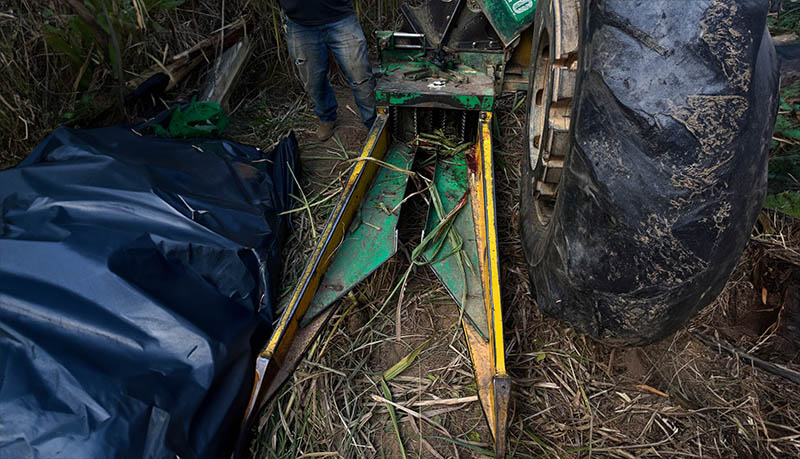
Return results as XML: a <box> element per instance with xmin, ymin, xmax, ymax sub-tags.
<box><xmin>501</xmin><ymin>0</ymin><xmax>535</xmax><ymax>20</ymax></box>
<box><xmin>474</xmin><ymin>0</ymin><xmax>537</xmax><ymax>46</ymax></box>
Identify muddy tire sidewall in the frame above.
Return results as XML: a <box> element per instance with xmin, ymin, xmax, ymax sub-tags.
<box><xmin>520</xmin><ymin>0</ymin><xmax>780</xmax><ymax>346</ymax></box>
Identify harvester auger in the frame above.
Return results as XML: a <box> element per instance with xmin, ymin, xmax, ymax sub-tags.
<box><xmin>240</xmin><ymin>0</ymin><xmax>779</xmax><ymax>455</ymax></box>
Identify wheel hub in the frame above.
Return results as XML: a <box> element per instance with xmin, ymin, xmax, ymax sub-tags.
<box><xmin>527</xmin><ymin>0</ymin><xmax>578</xmax><ymax>225</ymax></box>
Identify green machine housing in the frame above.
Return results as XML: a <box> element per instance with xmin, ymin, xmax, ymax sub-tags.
<box><xmin>375</xmin><ymin>0</ymin><xmax>536</xmax><ymax>124</ymax></box>
<box><xmin>241</xmin><ymin>2</ymin><xmax>541</xmax><ymax>458</ymax></box>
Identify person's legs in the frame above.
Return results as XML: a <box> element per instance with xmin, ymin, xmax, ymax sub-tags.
<box><xmin>323</xmin><ymin>15</ymin><xmax>377</xmax><ymax>129</ymax></box>
<box><xmin>285</xmin><ymin>18</ymin><xmax>338</xmax><ymax>124</ymax></box>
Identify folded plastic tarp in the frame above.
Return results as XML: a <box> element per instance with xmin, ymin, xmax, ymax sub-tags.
<box><xmin>0</xmin><ymin>126</ymin><xmax>297</xmax><ymax>458</ymax></box>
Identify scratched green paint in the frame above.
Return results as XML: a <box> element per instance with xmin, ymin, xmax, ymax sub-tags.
<box><xmin>376</xmin><ymin>91</ymin><xmax>424</xmax><ymax>105</ymax></box>
<box><xmin>378</xmin><ymin>91</ymin><xmax>493</xmax><ymax>110</ymax></box>
<box><xmin>422</xmin><ymin>155</ymin><xmax>489</xmax><ymax>340</ymax></box>
<box><xmin>300</xmin><ymin>144</ymin><xmax>415</xmax><ymax>327</ymax></box>
<box><xmin>452</xmin><ymin>95</ymin><xmax>495</xmax><ymax>111</ymax></box>
<box><xmin>458</xmin><ymin>52</ymin><xmax>504</xmax><ymax>74</ymax></box>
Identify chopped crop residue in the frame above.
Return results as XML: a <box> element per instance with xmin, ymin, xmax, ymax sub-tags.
<box><xmin>700</xmin><ymin>0</ymin><xmax>752</xmax><ymax>92</ymax></box>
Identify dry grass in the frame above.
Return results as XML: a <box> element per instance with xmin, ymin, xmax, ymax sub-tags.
<box><xmin>1</xmin><ymin>0</ymin><xmax>252</xmax><ymax>167</ymax></box>
<box><xmin>248</xmin><ymin>87</ymin><xmax>800</xmax><ymax>458</ymax></box>
<box><xmin>3</xmin><ymin>2</ymin><xmax>800</xmax><ymax>458</ymax></box>
<box><xmin>0</xmin><ymin>0</ymin><xmax>399</xmax><ymax>168</ymax></box>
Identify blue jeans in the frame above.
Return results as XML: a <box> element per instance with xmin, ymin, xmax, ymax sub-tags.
<box><xmin>285</xmin><ymin>15</ymin><xmax>377</xmax><ymax>129</ymax></box>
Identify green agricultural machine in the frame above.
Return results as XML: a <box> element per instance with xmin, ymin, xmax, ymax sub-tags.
<box><xmin>241</xmin><ymin>0</ymin><xmax>778</xmax><ymax>455</ymax></box>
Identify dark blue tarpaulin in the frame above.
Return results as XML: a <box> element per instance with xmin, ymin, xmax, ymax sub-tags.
<box><xmin>0</xmin><ymin>126</ymin><xmax>297</xmax><ymax>458</ymax></box>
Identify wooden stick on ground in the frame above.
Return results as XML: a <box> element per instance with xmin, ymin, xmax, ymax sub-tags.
<box><xmin>199</xmin><ymin>38</ymin><xmax>252</xmax><ymax>110</ymax></box>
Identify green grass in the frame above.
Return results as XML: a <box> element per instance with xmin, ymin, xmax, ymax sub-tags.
<box><xmin>768</xmin><ymin>81</ymin><xmax>800</xmax><ymax>217</ymax></box>
<box><xmin>767</xmin><ymin>7</ymin><xmax>800</xmax><ymax>217</ymax></box>
<box><xmin>768</xmin><ymin>0</ymin><xmax>800</xmax><ymax>36</ymax></box>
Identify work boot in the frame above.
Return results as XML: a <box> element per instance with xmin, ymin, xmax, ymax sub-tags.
<box><xmin>316</xmin><ymin>121</ymin><xmax>336</xmax><ymax>141</ymax></box>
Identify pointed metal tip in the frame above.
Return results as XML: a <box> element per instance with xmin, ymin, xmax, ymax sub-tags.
<box><xmin>493</xmin><ymin>375</ymin><xmax>512</xmax><ymax>458</ymax></box>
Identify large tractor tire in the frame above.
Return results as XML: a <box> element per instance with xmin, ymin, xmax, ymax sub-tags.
<box><xmin>520</xmin><ymin>0</ymin><xmax>779</xmax><ymax>345</ymax></box>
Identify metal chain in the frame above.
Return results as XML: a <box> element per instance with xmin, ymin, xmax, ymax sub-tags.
<box><xmin>390</xmin><ymin>106</ymin><xmax>397</xmax><ymax>137</ymax></box>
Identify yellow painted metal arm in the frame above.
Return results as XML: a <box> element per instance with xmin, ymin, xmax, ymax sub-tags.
<box><xmin>466</xmin><ymin>111</ymin><xmax>510</xmax><ymax>458</ymax></box>
<box><xmin>239</xmin><ymin>113</ymin><xmax>390</xmax><ymax>431</ymax></box>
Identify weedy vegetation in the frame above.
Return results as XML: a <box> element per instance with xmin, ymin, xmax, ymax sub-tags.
<box><xmin>769</xmin><ymin>80</ymin><xmax>800</xmax><ymax>217</ymax></box>
<box><xmin>2</xmin><ymin>1</ymin><xmax>800</xmax><ymax>458</ymax></box>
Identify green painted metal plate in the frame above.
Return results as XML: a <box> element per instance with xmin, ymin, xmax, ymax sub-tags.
<box><xmin>300</xmin><ymin>143</ymin><xmax>415</xmax><ymax>327</ymax></box>
<box><xmin>422</xmin><ymin>155</ymin><xmax>489</xmax><ymax>340</ymax></box>
<box><xmin>477</xmin><ymin>0</ymin><xmax>537</xmax><ymax>46</ymax></box>
<box><xmin>376</xmin><ymin>61</ymin><xmax>496</xmax><ymax>111</ymax></box>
